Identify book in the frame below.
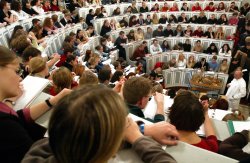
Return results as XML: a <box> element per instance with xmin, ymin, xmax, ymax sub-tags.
<box><xmin>208</xmin><ymin>109</ymin><xmax>232</xmax><ymax>120</ymax></box>
<box><xmin>14</xmin><ymin>76</ymin><xmax>50</xmax><ymax>111</ymax></box>
<box><xmin>227</xmin><ymin>120</ymin><xmax>250</xmax><ymax>136</ymax></box>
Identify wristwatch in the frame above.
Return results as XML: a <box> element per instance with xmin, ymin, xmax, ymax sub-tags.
<box><xmin>4</xmin><ymin>99</ymin><xmax>16</xmax><ymax>106</ymax></box>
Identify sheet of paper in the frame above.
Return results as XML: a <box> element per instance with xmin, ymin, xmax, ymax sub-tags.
<box><xmin>14</xmin><ymin>76</ymin><xmax>50</xmax><ymax>111</ymax></box>
<box><xmin>144</xmin><ymin>95</ymin><xmax>173</xmax><ymax>120</ymax></box>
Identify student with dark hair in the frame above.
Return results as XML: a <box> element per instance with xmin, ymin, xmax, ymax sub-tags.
<box><xmin>63</xmin><ymin>55</ymin><xmax>78</xmax><ymax>72</ymax></box>
<box><xmin>86</xmin><ymin>9</ymin><xmax>95</xmax><ymax>26</ymax></box>
<box><xmin>194</xmin><ymin>58</ymin><xmax>210</xmax><ymax>71</ymax></box>
<box><xmin>169</xmin><ymin>90</ymin><xmax>218</xmax><ymax>152</ymax></box>
<box><xmin>98</xmin><ymin>68</ymin><xmax>112</xmax><ymax>86</ymax></box>
<box><xmin>123</xmin><ymin>77</ymin><xmax>165</xmax><ymax>123</ymax></box>
<box><xmin>0</xmin><ymin>0</ymin><xmax>17</xmax><ymax>24</ymax></box>
<box><xmin>164</xmin><ymin>24</ymin><xmax>174</xmax><ymax>37</ymax></box>
<box><xmin>22</xmin><ymin>0</ymin><xmax>39</xmax><ymax>16</ymax></box>
<box><xmin>115</xmin><ymin>31</ymin><xmax>127</xmax><ymax>60</ymax></box>
<box><xmin>206</xmin><ymin>43</ymin><xmax>218</xmax><ymax>55</ymax></box>
<box><xmin>110</xmin><ymin>70</ymin><xmax>124</xmax><ymax>83</ymax></box>
<box><xmin>29</xmin><ymin>18</ymin><xmax>40</xmax><ymax>31</ymax></box>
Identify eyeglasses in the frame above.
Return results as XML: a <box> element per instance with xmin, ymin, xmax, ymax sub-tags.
<box><xmin>1</xmin><ymin>66</ymin><xmax>23</xmax><ymax>77</ymax></box>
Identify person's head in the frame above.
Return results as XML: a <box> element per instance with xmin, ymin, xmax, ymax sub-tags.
<box><xmin>197</xmin><ymin>26</ymin><xmax>202</xmax><ymax>32</ymax></box>
<box><xmin>52</xmin><ymin>14</ymin><xmax>59</xmax><ymax>23</ymax></box>
<box><xmin>11</xmin><ymin>25</ymin><xmax>24</xmax><ymax>40</ymax></box>
<box><xmin>167</xmin><ymin>24</ymin><xmax>171</xmax><ymax>30</ymax></box>
<box><xmin>123</xmin><ymin>77</ymin><xmax>152</xmax><ymax>109</ymax></box>
<box><xmin>185</xmin><ymin>39</ymin><xmax>190</xmax><ymax>44</ymax></box>
<box><xmin>79</xmin><ymin>70</ymin><xmax>98</xmax><ymax>86</ymax></box>
<box><xmin>62</xmin><ymin>42</ymin><xmax>74</xmax><ymax>55</ymax></box>
<box><xmin>152</xmin><ymin>82</ymin><xmax>163</xmax><ymax>94</ymax></box>
<box><xmin>119</xmin><ymin>31</ymin><xmax>125</xmax><ymax>39</ymax></box>
<box><xmin>201</xmin><ymin>58</ymin><xmax>206</xmax><ymax>64</ymax></box>
<box><xmin>0</xmin><ymin>46</ymin><xmax>21</xmax><ymax>100</ymax></box>
<box><xmin>0</xmin><ymin>1</ymin><xmax>10</xmax><ymax>10</ymax></box>
<box><xmin>52</xmin><ymin>67</ymin><xmax>73</xmax><ymax>94</ymax></box>
<box><xmin>169</xmin><ymin>90</ymin><xmax>204</xmax><ymax>132</ymax></box>
<box><xmin>113</xmin><ymin>61</ymin><xmax>122</xmax><ymax>70</ymax></box>
<box><xmin>222</xmin><ymin>44</ymin><xmax>230</xmax><ymax>52</ymax></box>
<box><xmin>31</xmin><ymin>0</ymin><xmax>41</xmax><ymax>6</ymax></box>
<box><xmin>48</xmin><ymin>85</ymin><xmax>127</xmax><ymax>163</ymax></box>
<box><xmin>22</xmin><ymin>46</ymin><xmax>42</xmax><ymax>63</ymax></box>
<box><xmin>89</xmin><ymin>8</ymin><xmax>94</xmax><ymax>15</ymax></box>
<box><xmin>147</xmin><ymin>14</ymin><xmax>151</xmax><ymax>19</ymax></box>
<box><xmin>196</xmin><ymin>40</ymin><xmax>201</xmax><ymax>46</ymax></box>
<box><xmin>158</xmin><ymin>25</ymin><xmax>163</xmax><ymax>31</ymax></box>
<box><xmin>195</xmin><ymin>2</ymin><xmax>199</xmax><ymax>7</ymax></box>
<box><xmin>186</xmin><ymin>25</ymin><xmax>191</xmax><ymax>31</ymax></box>
<box><xmin>95</xmin><ymin>45</ymin><xmax>103</xmax><ymax>53</ymax></box>
<box><xmin>178</xmin><ymin>53</ymin><xmax>185</xmax><ymax>61</ymax></box>
<box><xmin>43</xmin><ymin>17</ymin><xmax>53</xmax><ymax>29</ymax></box>
<box><xmin>188</xmin><ymin>55</ymin><xmax>195</xmax><ymax>63</ymax></box>
<box><xmin>218</xmin><ymin>2</ymin><xmax>224</xmax><ymax>9</ymax></box>
<box><xmin>210</xmin><ymin>14</ymin><xmax>215</xmax><ymax>19</ymax></box>
<box><xmin>98</xmin><ymin>68</ymin><xmax>112</xmax><ymax>85</ymax></box>
<box><xmin>230</xmin><ymin>2</ymin><xmax>235</xmax><ymax>7</ymax></box>
<box><xmin>199</xmin><ymin>11</ymin><xmax>205</xmax><ymax>17</ymax></box>
<box><xmin>220</xmin><ymin>14</ymin><xmax>227</xmax><ymax>20</ymax></box>
<box><xmin>209</xmin><ymin>43</ymin><xmax>216</xmax><ymax>50</ymax></box>
<box><xmin>66</xmin><ymin>55</ymin><xmax>78</xmax><ymax>67</ymax></box>
<box><xmin>168</xmin><ymin>89</ymin><xmax>176</xmax><ymax>98</ymax></box>
<box><xmin>221</xmin><ymin>59</ymin><xmax>227</xmax><ymax>65</ymax></box>
<box><xmin>211</xmin><ymin>55</ymin><xmax>217</xmax><ymax>63</ymax></box>
<box><xmin>129</xmin><ymin>30</ymin><xmax>134</xmax><ymax>36</ymax></box>
<box><xmin>11</xmin><ymin>0</ymin><xmax>22</xmax><ymax>11</ymax></box>
<box><xmin>162</xmin><ymin>40</ymin><xmax>168</xmax><ymax>47</ymax></box>
<box><xmin>153</xmin><ymin>39</ymin><xmax>158</xmax><ymax>46</ymax></box>
<box><xmin>29</xmin><ymin>57</ymin><xmax>48</xmax><ymax>77</ymax></box>
<box><xmin>212</xmin><ymin>98</ymin><xmax>229</xmax><ymax>110</ymax></box>
<box><xmin>32</xmin><ymin>18</ymin><xmax>40</xmax><ymax>27</ymax></box>
<box><xmin>208</xmin><ymin>2</ymin><xmax>214</xmax><ymax>8</ymax></box>
<box><xmin>103</xmin><ymin>20</ymin><xmax>110</xmax><ymax>27</ymax></box>
<box><xmin>10</xmin><ymin>35</ymin><xmax>31</xmax><ymax>55</ymax></box>
<box><xmin>73</xmin><ymin>64</ymin><xmax>85</xmax><ymax>77</ymax></box>
<box><xmin>245</xmin><ymin>36</ymin><xmax>250</xmax><ymax>49</ymax></box>
<box><xmin>110</xmin><ymin>70</ymin><xmax>124</xmax><ymax>83</ymax></box>
<box><xmin>44</xmin><ymin>0</ymin><xmax>50</xmax><ymax>7</ymax></box>
<box><xmin>234</xmin><ymin>68</ymin><xmax>243</xmax><ymax>79</ymax></box>
<box><xmin>147</xmin><ymin>27</ymin><xmax>152</xmax><ymax>33</ymax></box>
<box><xmin>176</xmin><ymin>24</ymin><xmax>182</xmax><ymax>31</ymax></box>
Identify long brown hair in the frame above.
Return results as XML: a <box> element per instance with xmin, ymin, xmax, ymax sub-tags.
<box><xmin>0</xmin><ymin>46</ymin><xmax>17</xmax><ymax>67</ymax></box>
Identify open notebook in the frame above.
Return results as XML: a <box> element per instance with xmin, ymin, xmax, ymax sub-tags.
<box><xmin>14</xmin><ymin>76</ymin><xmax>50</xmax><ymax>111</ymax></box>
<box><xmin>228</xmin><ymin>121</ymin><xmax>250</xmax><ymax>136</ymax></box>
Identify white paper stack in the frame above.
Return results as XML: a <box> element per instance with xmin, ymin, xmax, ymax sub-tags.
<box><xmin>14</xmin><ymin>76</ymin><xmax>50</xmax><ymax>111</ymax></box>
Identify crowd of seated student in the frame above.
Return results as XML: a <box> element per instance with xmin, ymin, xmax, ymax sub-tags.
<box><xmin>0</xmin><ymin>1</ymin><xmax>249</xmax><ymax>162</ymax></box>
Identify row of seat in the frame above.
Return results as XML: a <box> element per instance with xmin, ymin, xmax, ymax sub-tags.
<box><xmin>124</xmin><ymin>37</ymin><xmax>233</xmax><ymax>65</ymax></box>
<box><xmin>161</xmin><ymin>68</ymin><xmax>229</xmax><ymax>94</ymax></box>
<box><xmin>93</xmin><ymin>13</ymin><xmax>235</xmax><ymax>34</ymax></box>
<box><xmin>78</xmin><ymin>1</ymin><xmax>241</xmax><ymax>19</ymax></box>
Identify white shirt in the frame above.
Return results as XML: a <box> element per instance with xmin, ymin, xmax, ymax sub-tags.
<box><xmin>218</xmin><ymin>49</ymin><xmax>232</xmax><ymax>56</ymax></box>
<box><xmin>226</xmin><ymin>78</ymin><xmax>246</xmax><ymax>100</ymax></box>
<box><xmin>32</xmin><ymin>6</ymin><xmax>45</xmax><ymax>15</ymax></box>
<box><xmin>177</xmin><ymin>59</ymin><xmax>187</xmax><ymax>68</ymax></box>
<box><xmin>150</xmin><ymin>44</ymin><xmax>162</xmax><ymax>55</ymax></box>
<box><xmin>11</xmin><ymin>10</ymin><xmax>29</xmax><ymax>20</ymax></box>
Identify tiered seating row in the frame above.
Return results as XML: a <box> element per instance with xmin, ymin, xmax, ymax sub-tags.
<box><xmin>79</xmin><ymin>1</ymin><xmax>241</xmax><ymax>19</ymax></box>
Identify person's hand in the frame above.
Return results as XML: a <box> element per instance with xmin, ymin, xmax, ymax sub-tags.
<box><xmin>124</xmin><ymin>117</ymin><xmax>143</xmax><ymax>144</ymax></box>
<box><xmin>201</xmin><ymin>100</ymin><xmax>209</xmax><ymax>112</ymax></box>
<box><xmin>51</xmin><ymin>53</ymin><xmax>61</xmax><ymax>61</ymax></box>
<box><xmin>113</xmin><ymin>77</ymin><xmax>126</xmax><ymax>94</ymax></box>
<box><xmin>154</xmin><ymin>92</ymin><xmax>164</xmax><ymax>104</ymax></box>
<box><xmin>50</xmin><ymin>88</ymin><xmax>72</xmax><ymax>106</ymax></box>
<box><xmin>144</xmin><ymin>121</ymin><xmax>179</xmax><ymax>145</ymax></box>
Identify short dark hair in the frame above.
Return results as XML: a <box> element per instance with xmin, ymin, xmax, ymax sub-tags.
<box><xmin>32</xmin><ymin>18</ymin><xmax>40</xmax><ymax>25</ymax></box>
<box><xmin>119</xmin><ymin>31</ymin><xmax>125</xmax><ymax>35</ymax></box>
<box><xmin>98</xmin><ymin>69</ymin><xmax>111</xmax><ymax>83</ymax></box>
<box><xmin>22</xmin><ymin>46</ymin><xmax>41</xmax><ymax>62</ymax></box>
<box><xmin>11</xmin><ymin>0</ymin><xmax>21</xmax><ymax>11</ymax></box>
<box><xmin>169</xmin><ymin>91</ymin><xmax>205</xmax><ymax>131</ymax></box>
<box><xmin>66</xmin><ymin>55</ymin><xmax>76</xmax><ymax>63</ymax></box>
<box><xmin>110</xmin><ymin>70</ymin><xmax>123</xmax><ymax>83</ymax></box>
<box><xmin>0</xmin><ymin>0</ymin><xmax>7</xmax><ymax>9</ymax></box>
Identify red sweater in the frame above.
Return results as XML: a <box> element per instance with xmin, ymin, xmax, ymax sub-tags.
<box><xmin>204</xmin><ymin>6</ymin><xmax>215</xmax><ymax>12</ymax></box>
<box><xmin>51</xmin><ymin>4</ymin><xmax>60</xmax><ymax>11</ymax></box>
<box><xmin>56</xmin><ymin>54</ymin><xmax>67</xmax><ymax>67</ymax></box>
<box><xmin>192</xmin><ymin>135</ymin><xmax>219</xmax><ymax>153</ymax></box>
<box><xmin>192</xmin><ymin>6</ymin><xmax>202</xmax><ymax>11</ymax></box>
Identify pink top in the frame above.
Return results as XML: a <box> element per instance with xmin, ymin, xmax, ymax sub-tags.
<box><xmin>0</xmin><ymin>102</ymin><xmax>32</xmax><ymax>123</ymax></box>
<box><xmin>228</xmin><ymin>17</ymin><xmax>239</xmax><ymax>25</ymax></box>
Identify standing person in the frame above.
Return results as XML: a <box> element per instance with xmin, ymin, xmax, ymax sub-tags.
<box><xmin>115</xmin><ymin>31</ymin><xmax>127</xmax><ymax>60</ymax></box>
<box><xmin>226</xmin><ymin>68</ymin><xmax>246</xmax><ymax>111</ymax></box>
<box><xmin>0</xmin><ymin>46</ymin><xmax>71</xmax><ymax>163</ymax></box>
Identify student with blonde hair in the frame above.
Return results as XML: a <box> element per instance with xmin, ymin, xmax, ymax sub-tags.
<box><xmin>29</xmin><ymin>57</ymin><xmax>49</xmax><ymax>78</ymax></box>
<box><xmin>79</xmin><ymin>70</ymin><xmax>98</xmax><ymax>86</ymax></box>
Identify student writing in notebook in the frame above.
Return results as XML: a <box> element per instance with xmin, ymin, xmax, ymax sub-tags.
<box><xmin>169</xmin><ymin>90</ymin><xmax>219</xmax><ymax>153</ymax></box>
<box><xmin>0</xmin><ymin>46</ymin><xmax>71</xmax><ymax>163</ymax></box>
